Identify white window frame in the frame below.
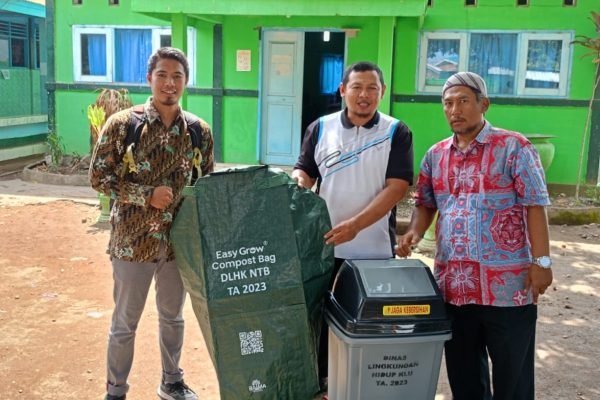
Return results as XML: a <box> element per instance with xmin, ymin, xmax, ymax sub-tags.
<box><xmin>418</xmin><ymin>31</ymin><xmax>468</xmax><ymax>94</ymax></box>
<box><xmin>152</xmin><ymin>28</ymin><xmax>170</xmax><ymax>50</ymax></box>
<box><xmin>187</xmin><ymin>28</ymin><xmax>197</xmax><ymax>86</ymax></box>
<box><xmin>72</xmin><ymin>26</ymin><xmax>114</xmax><ymax>82</ymax></box>
<box><xmin>417</xmin><ymin>30</ymin><xmax>573</xmax><ymax>98</ymax></box>
<box><xmin>151</xmin><ymin>27</ymin><xmax>197</xmax><ymax>85</ymax></box>
<box><xmin>517</xmin><ymin>32</ymin><xmax>572</xmax><ymax>97</ymax></box>
<box><xmin>73</xmin><ymin>25</ymin><xmax>196</xmax><ymax>85</ymax></box>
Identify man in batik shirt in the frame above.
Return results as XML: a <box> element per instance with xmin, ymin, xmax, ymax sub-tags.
<box><xmin>396</xmin><ymin>72</ymin><xmax>552</xmax><ymax>400</ymax></box>
<box><xmin>90</xmin><ymin>47</ymin><xmax>213</xmax><ymax>400</ymax></box>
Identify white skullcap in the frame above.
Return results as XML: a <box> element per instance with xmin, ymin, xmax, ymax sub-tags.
<box><xmin>442</xmin><ymin>72</ymin><xmax>488</xmax><ymax>97</ymax></box>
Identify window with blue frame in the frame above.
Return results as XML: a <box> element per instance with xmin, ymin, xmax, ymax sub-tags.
<box><xmin>320</xmin><ymin>54</ymin><xmax>344</xmax><ymax>95</ymax></box>
<box><xmin>418</xmin><ymin>31</ymin><xmax>572</xmax><ymax>97</ymax></box>
<box><xmin>72</xmin><ymin>25</ymin><xmax>196</xmax><ymax>84</ymax></box>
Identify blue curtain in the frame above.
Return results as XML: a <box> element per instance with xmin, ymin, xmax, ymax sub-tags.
<box><xmin>469</xmin><ymin>33</ymin><xmax>517</xmax><ymax>95</ymax></box>
<box><xmin>320</xmin><ymin>54</ymin><xmax>344</xmax><ymax>95</ymax></box>
<box><xmin>87</xmin><ymin>34</ymin><xmax>106</xmax><ymax>76</ymax></box>
<box><xmin>115</xmin><ymin>29</ymin><xmax>152</xmax><ymax>83</ymax></box>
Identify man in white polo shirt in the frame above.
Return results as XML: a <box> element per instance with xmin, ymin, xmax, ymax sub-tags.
<box><xmin>292</xmin><ymin>61</ymin><xmax>414</xmax><ymax>398</ymax></box>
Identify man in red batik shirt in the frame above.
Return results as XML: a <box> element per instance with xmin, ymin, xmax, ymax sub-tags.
<box><xmin>396</xmin><ymin>72</ymin><xmax>553</xmax><ymax>400</ymax></box>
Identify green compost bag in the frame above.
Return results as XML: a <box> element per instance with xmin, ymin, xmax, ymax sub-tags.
<box><xmin>171</xmin><ymin>165</ymin><xmax>334</xmax><ymax>400</ymax></box>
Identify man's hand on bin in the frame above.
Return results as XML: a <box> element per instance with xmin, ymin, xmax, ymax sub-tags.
<box><xmin>395</xmin><ymin>231</ymin><xmax>421</xmax><ymax>258</ymax></box>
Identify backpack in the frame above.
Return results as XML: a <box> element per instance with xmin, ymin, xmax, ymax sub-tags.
<box><xmin>122</xmin><ymin>105</ymin><xmax>203</xmax><ymax>183</ymax></box>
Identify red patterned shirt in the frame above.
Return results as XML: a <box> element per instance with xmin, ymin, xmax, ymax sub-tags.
<box><xmin>415</xmin><ymin>122</ymin><xmax>550</xmax><ymax>306</ymax></box>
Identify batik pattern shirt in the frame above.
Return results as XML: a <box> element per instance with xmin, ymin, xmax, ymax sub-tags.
<box><xmin>89</xmin><ymin>98</ymin><xmax>214</xmax><ymax>262</ymax></box>
<box><xmin>415</xmin><ymin>122</ymin><xmax>550</xmax><ymax>306</ymax></box>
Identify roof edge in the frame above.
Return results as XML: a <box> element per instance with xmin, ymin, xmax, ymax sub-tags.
<box><xmin>0</xmin><ymin>0</ymin><xmax>45</xmax><ymax>18</ymax></box>
<box><xmin>131</xmin><ymin>0</ymin><xmax>427</xmax><ymax>18</ymax></box>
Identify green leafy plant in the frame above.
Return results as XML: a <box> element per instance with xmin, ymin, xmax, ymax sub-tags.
<box><xmin>584</xmin><ymin>185</ymin><xmax>600</xmax><ymax>206</ymax></box>
<box><xmin>571</xmin><ymin>11</ymin><xmax>600</xmax><ymax>200</ymax></box>
<box><xmin>87</xmin><ymin>104</ymin><xmax>106</xmax><ymax>147</ymax></box>
<box><xmin>87</xmin><ymin>88</ymin><xmax>133</xmax><ymax>151</ymax></box>
<box><xmin>87</xmin><ymin>88</ymin><xmax>133</xmax><ymax>221</ymax></box>
<box><xmin>46</xmin><ymin>129</ymin><xmax>65</xmax><ymax>168</ymax></box>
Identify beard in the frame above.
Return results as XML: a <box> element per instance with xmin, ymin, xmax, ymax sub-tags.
<box><xmin>158</xmin><ymin>98</ymin><xmax>178</xmax><ymax>106</ymax></box>
<box><xmin>451</xmin><ymin>120</ymin><xmax>484</xmax><ymax>137</ymax></box>
<box><xmin>156</xmin><ymin>93</ymin><xmax>179</xmax><ymax>106</ymax></box>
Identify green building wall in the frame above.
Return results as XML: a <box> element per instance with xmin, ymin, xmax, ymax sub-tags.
<box><xmin>0</xmin><ymin>70</ymin><xmax>35</xmax><ymax>117</ymax></box>
<box><xmin>51</xmin><ymin>0</ymin><xmax>599</xmax><ymax>186</ymax></box>
<box><xmin>218</xmin><ymin>15</ymin><xmax>380</xmax><ymax>163</ymax></box>
<box><xmin>52</xmin><ymin>1</ymin><xmax>176</xmax><ymax>154</ymax></box>
<box><xmin>0</xmin><ymin>5</ymin><xmax>47</xmax><ymax>161</ymax></box>
<box><xmin>392</xmin><ymin>1</ymin><xmax>598</xmax><ymax>186</ymax></box>
<box><xmin>51</xmin><ymin>3</ymin><xmax>384</xmax><ymax>163</ymax></box>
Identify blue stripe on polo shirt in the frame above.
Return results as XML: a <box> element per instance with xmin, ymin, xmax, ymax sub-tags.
<box><xmin>317</xmin><ymin>117</ymin><xmax>325</xmax><ymax>144</ymax></box>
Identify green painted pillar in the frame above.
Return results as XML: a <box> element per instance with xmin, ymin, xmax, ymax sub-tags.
<box><xmin>377</xmin><ymin>17</ymin><xmax>395</xmax><ymax>115</ymax></box>
<box><xmin>46</xmin><ymin>0</ymin><xmax>55</xmax><ymax>137</ymax></box>
<box><xmin>172</xmin><ymin>13</ymin><xmax>189</xmax><ymax>109</ymax></box>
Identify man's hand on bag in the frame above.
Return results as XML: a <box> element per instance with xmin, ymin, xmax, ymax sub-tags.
<box><xmin>293</xmin><ymin>175</ymin><xmax>310</xmax><ymax>189</ymax></box>
<box><xmin>150</xmin><ymin>186</ymin><xmax>173</xmax><ymax>210</ymax></box>
<box><xmin>325</xmin><ymin>219</ymin><xmax>360</xmax><ymax>246</ymax></box>
<box><xmin>291</xmin><ymin>169</ymin><xmax>316</xmax><ymax>190</ymax></box>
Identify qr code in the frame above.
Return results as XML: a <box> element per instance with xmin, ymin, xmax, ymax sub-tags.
<box><xmin>239</xmin><ymin>330</ymin><xmax>264</xmax><ymax>356</ymax></box>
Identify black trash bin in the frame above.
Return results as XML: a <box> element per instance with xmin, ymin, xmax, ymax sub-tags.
<box><xmin>325</xmin><ymin>258</ymin><xmax>451</xmax><ymax>400</ymax></box>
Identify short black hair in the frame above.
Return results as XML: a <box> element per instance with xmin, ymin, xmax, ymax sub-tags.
<box><xmin>341</xmin><ymin>61</ymin><xmax>385</xmax><ymax>87</ymax></box>
<box><xmin>147</xmin><ymin>47</ymin><xmax>190</xmax><ymax>82</ymax></box>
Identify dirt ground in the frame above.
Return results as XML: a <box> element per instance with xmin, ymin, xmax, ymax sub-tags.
<box><xmin>0</xmin><ymin>198</ymin><xmax>599</xmax><ymax>400</ymax></box>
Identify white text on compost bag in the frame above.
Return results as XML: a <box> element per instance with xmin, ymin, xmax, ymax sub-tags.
<box><xmin>211</xmin><ymin>242</ymin><xmax>277</xmax><ymax>296</ymax></box>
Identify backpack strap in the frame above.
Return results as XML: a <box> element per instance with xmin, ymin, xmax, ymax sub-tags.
<box><xmin>183</xmin><ymin>111</ymin><xmax>201</xmax><ymax>149</ymax></box>
<box><xmin>120</xmin><ymin>105</ymin><xmax>146</xmax><ymax>177</ymax></box>
<box><xmin>126</xmin><ymin>105</ymin><xmax>146</xmax><ymax>148</ymax></box>
<box><xmin>183</xmin><ymin>111</ymin><xmax>203</xmax><ymax>182</ymax></box>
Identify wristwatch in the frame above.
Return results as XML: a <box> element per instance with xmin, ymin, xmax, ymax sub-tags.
<box><xmin>532</xmin><ymin>256</ymin><xmax>553</xmax><ymax>269</ymax></box>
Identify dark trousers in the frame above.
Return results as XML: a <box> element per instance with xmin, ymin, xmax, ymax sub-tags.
<box><xmin>318</xmin><ymin>257</ymin><xmax>346</xmax><ymax>381</ymax></box>
<box><xmin>444</xmin><ymin>304</ymin><xmax>537</xmax><ymax>400</ymax></box>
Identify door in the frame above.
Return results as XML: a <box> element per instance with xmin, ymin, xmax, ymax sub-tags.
<box><xmin>260</xmin><ymin>31</ymin><xmax>304</xmax><ymax>165</ymax></box>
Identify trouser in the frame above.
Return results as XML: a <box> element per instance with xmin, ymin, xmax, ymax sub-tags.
<box><xmin>444</xmin><ymin>304</ymin><xmax>537</xmax><ymax>400</ymax></box>
<box><xmin>318</xmin><ymin>257</ymin><xmax>346</xmax><ymax>382</ymax></box>
<box><xmin>106</xmin><ymin>253</ymin><xmax>186</xmax><ymax>397</ymax></box>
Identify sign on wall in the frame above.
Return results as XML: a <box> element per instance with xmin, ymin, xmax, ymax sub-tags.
<box><xmin>236</xmin><ymin>49</ymin><xmax>251</xmax><ymax>72</ymax></box>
